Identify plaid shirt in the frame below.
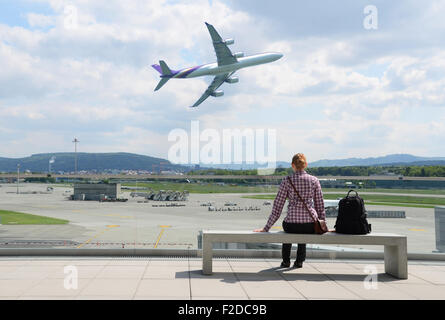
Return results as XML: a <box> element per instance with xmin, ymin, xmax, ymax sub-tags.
<box><xmin>264</xmin><ymin>170</ymin><xmax>326</xmax><ymax>232</ymax></box>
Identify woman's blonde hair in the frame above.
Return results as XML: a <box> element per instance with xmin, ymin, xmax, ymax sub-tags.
<box><xmin>292</xmin><ymin>153</ymin><xmax>307</xmax><ymax>170</ymax></box>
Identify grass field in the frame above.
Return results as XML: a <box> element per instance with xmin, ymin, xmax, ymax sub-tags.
<box><xmin>242</xmin><ymin>193</ymin><xmax>445</xmax><ymax>208</ymax></box>
<box><xmin>0</xmin><ymin>210</ymin><xmax>69</xmax><ymax>225</ymax></box>
<box><xmin>361</xmin><ymin>202</ymin><xmax>436</xmax><ymax>208</ymax></box>
<box><xmin>322</xmin><ymin>188</ymin><xmax>445</xmax><ymax>195</ymax></box>
<box><xmin>122</xmin><ymin>181</ymin><xmax>444</xmax><ymax>194</ymax></box>
<box><xmin>122</xmin><ymin>182</ymin><xmax>277</xmax><ymax>194</ymax></box>
<box><xmin>322</xmin><ymin>193</ymin><xmax>445</xmax><ymax>206</ymax></box>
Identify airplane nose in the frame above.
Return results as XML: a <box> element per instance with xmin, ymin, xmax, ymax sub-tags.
<box><xmin>273</xmin><ymin>53</ymin><xmax>283</xmax><ymax>61</ymax></box>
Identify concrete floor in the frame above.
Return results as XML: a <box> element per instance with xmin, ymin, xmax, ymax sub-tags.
<box><xmin>0</xmin><ymin>257</ymin><xmax>444</xmax><ymax>300</ymax></box>
<box><xmin>0</xmin><ymin>183</ymin><xmax>440</xmax><ymax>253</ymax></box>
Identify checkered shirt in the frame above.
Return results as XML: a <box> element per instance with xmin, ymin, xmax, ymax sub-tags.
<box><xmin>263</xmin><ymin>171</ymin><xmax>326</xmax><ymax>232</ymax></box>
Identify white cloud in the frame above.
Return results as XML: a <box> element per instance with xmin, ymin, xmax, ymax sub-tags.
<box><xmin>26</xmin><ymin>13</ymin><xmax>55</xmax><ymax>28</ymax></box>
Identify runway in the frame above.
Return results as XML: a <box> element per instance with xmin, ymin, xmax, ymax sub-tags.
<box><xmin>0</xmin><ymin>183</ymin><xmax>439</xmax><ymax>253</ymax></box>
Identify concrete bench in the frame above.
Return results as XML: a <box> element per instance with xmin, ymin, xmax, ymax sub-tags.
<box><xmin>202</xmin><ymin>230</ymin><xmax>408</xmax><ymax>279</ymax></box>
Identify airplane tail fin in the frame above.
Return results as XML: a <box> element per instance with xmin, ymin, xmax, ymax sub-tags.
<box><xmin>152</xmin><ymin>60</ymin><xmax>174</xmax><ymax>91</ymax></box>
<box><xmin>152</xmin><ymin>60</ymin><xmax>173</xmax><ymax>75</ymax></box>
<box><xmin>159</xmin><ymin>60</ymin><xmax>172</xmax><ymax>76</ymax></box>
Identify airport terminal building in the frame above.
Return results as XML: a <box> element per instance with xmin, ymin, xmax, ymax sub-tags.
<box><xmin>73</xmin><ymin>183</ymin><xmax>121</xmax><ymax>201</ymax></box>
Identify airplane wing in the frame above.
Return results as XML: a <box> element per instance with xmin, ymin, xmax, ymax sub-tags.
<box><xmin>190</xmin><ymin>72</ymin><xmax>234</xmax><ymax>108</ymax></box>
<box><xmin>205</xmin><ymin>22</ymin><xmax>237</xmax><ymax>66</ymax></box>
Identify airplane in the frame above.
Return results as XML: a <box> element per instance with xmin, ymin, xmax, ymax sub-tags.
<box><xmin>152</xmin><ymin>22</ymin><xmax>283</xmax><ymax>108</ymax></box>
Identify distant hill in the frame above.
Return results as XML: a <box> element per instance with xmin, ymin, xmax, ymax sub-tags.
<box><xmin>199</xmin><ymin>154</ymin><xmax>445</xmax><ymax>170</ymax></box>
<box><xmin>309</xmin><ymin>154</ymin><xmax>445</xmax><ymax>167</ymax></box>
<box><xmin>1</xmin><ymin>152</ymin><xmax>443</xmax><ymax>173</ymax></box>
<box><xmin>194</xmin><ymin>162</ymin><xmax>291</xmax><ymax>170</ymax></box>
<box><xmin>0</xmin><ymin>153</ymin><xmax>184</xmax><ymax>173</ymax></box>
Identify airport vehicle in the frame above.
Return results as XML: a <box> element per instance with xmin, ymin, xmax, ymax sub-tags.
<box><xmin>146</xmin><ymin>190</ymin><xmax>155</xmax><ymax>200</ymax></box>
<box><xmin>152</xmin><ymin>22</ymin><xmax>283</xmax><ymax>107</ymax></box>
<box><xmin>149</xmin><ymin>190</ymin><xmax>189</xmax><ymax>201</ymax></box>
<box><xmin>200</xmin><ymin>202</ymin><xmax>213</xmax><ymax>207</ymax></box>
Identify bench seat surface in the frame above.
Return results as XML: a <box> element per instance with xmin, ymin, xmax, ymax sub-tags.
<box><xmin>202</xmin><ymin>231</ymin><xmax>406</xmax><ymax>246</ymax></box>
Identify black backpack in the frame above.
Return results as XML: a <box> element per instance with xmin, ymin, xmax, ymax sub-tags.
<box><xmin>334</xmin><ymin>190</ymin><xmax>371</xmax><ymax>234</ymax></box>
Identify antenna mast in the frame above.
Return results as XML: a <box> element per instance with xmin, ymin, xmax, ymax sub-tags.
<box><xmin>72</xmin><ymin>138</ymin><xmax>79</xmax><ymax>174</ymax></box>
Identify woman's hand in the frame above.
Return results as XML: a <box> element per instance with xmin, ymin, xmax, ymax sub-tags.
<box><xmin>253</xmin><ymin>228</ymin><xmax>267</xmax><ymax>232</ymax></box>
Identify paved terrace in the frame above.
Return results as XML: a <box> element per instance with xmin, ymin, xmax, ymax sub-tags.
<box><xmin>0</xmin><ymin>257</ymin><xmax>444</xmax><ymax>300</ymax></box>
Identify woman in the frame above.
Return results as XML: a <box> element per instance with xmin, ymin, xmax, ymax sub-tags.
<box><xmin>254</xmin><ymin>153</ymin><xmax>326</xmax><ymax>269</ymax></box>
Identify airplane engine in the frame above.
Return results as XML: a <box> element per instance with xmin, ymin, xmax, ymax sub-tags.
<box><xmin>211</xmin><ymin>90</ymin><xmax>224</xmax><ymax>97</ymax></box>
<box><xmin>234</xmin><ymin>52</ymin><xmax>244</xmax><ymax>58</ymax></box>
<box><xmin>225</xmin><ymin>77</ymin><xmax>239</xmax><ymax>84</ymax></box>
<box><xmin>224</xmin><ymin>39</ymin><xmax>234</xmax><ymax>45</ymax></box>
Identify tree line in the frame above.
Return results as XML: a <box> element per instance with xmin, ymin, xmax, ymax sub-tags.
<box><xmin>189</xmin><ymin>165</ymin><xmax>445</xmax><ymax>177</ymax></box>
<box><xmin>306</xmin><ymin>165</ymin><xmax>445</xmax><ymax>177</ymax></box>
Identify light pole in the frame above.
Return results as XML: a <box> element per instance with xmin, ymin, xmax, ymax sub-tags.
<box><xmin>72</xmin><ymin>138</ymin><xmax>79</xmax><ymax>174</ymax></box>
<box><xmin>16</xmin><ymin>164</ymin><xmax>20</xmax><ymax>194</ymax></box>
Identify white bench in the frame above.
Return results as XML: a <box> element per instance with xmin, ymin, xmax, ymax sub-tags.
<box><xmin>202</xmin><ymin>230</ymin><xmax>408</xmax><ymax>279</ymax></box>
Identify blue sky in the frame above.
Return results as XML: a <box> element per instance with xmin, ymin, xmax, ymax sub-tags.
<box><xmin>0</xmin><ymin>0</ymin><xmax>53</xmax><ymax>28</ymax></box>
<box><xmin>0</xmin><ymin>0</ymin><xmax>444</xmax><ymax>163</ymax></box>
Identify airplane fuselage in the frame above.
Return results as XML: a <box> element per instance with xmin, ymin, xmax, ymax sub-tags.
<box><xmin>166</xmin><ymin>52</ymin><xmax>283</xmax><ymax>79</ymax></box>
<box><xmin>152</xmin><ymin>22</ymin><xmax>283</xmax><ymax>106</ymax></box>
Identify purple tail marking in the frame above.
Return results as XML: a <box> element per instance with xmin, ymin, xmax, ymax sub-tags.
<box><xmin>152</xmin><ymin>64</ymin><xmax>163</xmax><ymax>74</ymax></box>
<box><xmin>152</xmin><ymin>64</ymin><xmax>179</xmax><ymax>76</ymax></box>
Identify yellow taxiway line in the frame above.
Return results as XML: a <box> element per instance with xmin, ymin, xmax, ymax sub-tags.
<box><xmin>76</xmin><ymin>225</ymin><xmax>120</xmax><ymax>248</ymax></box>
<box><xmin>154</xmin><ymin>225</ymin><xmax>171</xmax><ymax>248</ymax></box>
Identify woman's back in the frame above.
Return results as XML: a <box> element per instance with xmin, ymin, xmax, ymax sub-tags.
<box><xmin>285</xmin><ymin>171</ymin><xmax>325</xmax><ymax>223</ymax></box>
<box><xmin>288</xmin><ymin>170</ymin><xmax>318</xmax><ymax>202</ymax></box>
<box><xmin>263</xmin><ymin>169</ymin><xmax>326</xmax><ymax>231</ymax></box>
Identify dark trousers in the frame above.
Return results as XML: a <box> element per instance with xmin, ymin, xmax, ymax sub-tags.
<box><xmin>282</xmin><ymin>221</ymin><xmax>315</xmax><ymax>264</ymax></box>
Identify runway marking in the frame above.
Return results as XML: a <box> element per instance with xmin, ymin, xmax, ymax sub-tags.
<box><xmin>154</xmin><ymin>225</ymin><xmax>171</xmax><ymax>249</ymax></box>
<box><xmin>103</xmin><ymin>213</ymin><xmax>133</xmax><ymax>219</ymax></box>
<box><xmin>408</xmin><ymin>228</ymin><xmax>426</xmax><ymax>232</ymax></box>
<box><xmin>271</xmin><ymin>226</ymin><xmax>283</xmax><ymax>230</ymax></box>
<box><xmin>76</xmin><ymin>225</ymin><xmax>119</xmax><ymax>248</ymax></box>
